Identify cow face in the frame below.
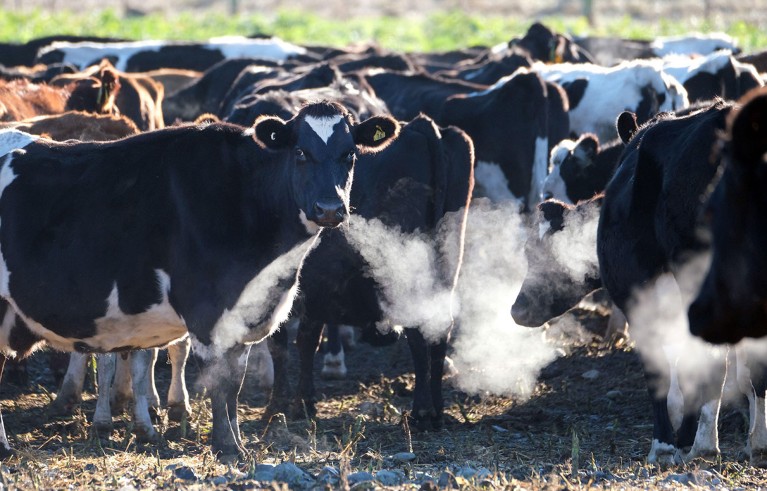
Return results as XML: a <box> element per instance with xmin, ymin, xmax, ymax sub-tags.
<box><xmin>254</xmin><ymin>101</ymin><xmax>398</xmax><ymax>227</ymax></box>
<box><xmin>689</xmin><ymin>87</ymin><xmax>767</xmax><ymax>344</ymax></box>
<box><xmin>542</xmin><ymin>134</ymin><xmax>599</xmax><ymax>204</ymax></box>
<box><xmin>512</xmin><ymin>198</ymin><xmax>602</xmax><ymax>327</ymax></box>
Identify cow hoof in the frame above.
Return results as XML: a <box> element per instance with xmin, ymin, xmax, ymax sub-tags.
<box><xmin>135</xmin><ymin>426</ymin><xmax>161</xmax><ymax>445</ymax></box>
<box><xmin>167</xmin><ymin>402</ymin><xmax>191</xmax><ymax>423</ymax></box>
<box><xmin>0</xmin><ymin>444</ymin><xmax>15</xmax><ymax>460</ymax></box>
<box><xmin>110</xmin><ymin>394</ymin><xmax>132</xmax><ymax>415</ymax></box>
<box><xmin>321</xmin><ymin>353</ymin><xmax>347</xmax><ymax>379</ymax></box>
<box><xmin>212</xmin><ymin>443</ymin><xmax>245</xmax><ymax>464</ymax></box>
<box><xmin>681</xmin><ymin>447</ymin><xmax>720</xmax><ymax>463</ymax></box>
<box><xmin>750</xmin><ymin>449</ymin><xmax>767</xmax><ymax>468</ymax></box>
<box><xmin>647</xmin><ymin>442</ymin><xmax>678</xmax><ymax>467</ymax></box>
<box><xmin>93</xmin><ymin>420</ymin><xmax>114</xmax><ymax>436</ymax></box>
<box><xmin>289</xmin><ymin>399</ymin><xmax>317</xmax><ymax>420</ymax></box>
<box><xmin>48</xmin><ymin>394</ymin><xmax>81</xmax><ymax>417</ymax></box>
<box><xmin>408</xmin><ymin>410</ymin><xmax>437</xmax><ymax>432</ymax></box>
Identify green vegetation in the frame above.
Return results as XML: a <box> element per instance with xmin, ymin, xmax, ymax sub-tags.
<box><xmin>0</xmin><ymin>8</ymin><xmax>765</xmax><ymax>52</ymax></box>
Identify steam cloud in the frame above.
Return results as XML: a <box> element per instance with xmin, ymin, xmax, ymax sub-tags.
<box><xmin>344</xmin><ymin>198</ymin><xmax>560</xmax><ymax>398</ymax></box>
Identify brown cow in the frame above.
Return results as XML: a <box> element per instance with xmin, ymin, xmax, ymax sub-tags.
<box><xmin>52</xmin><ymin>60</ymin><xmax>165</xmax><ymax>131</ymax></box>
<box><xmin>0</xmin><ymin>63</ymin><xmax>120</xmax><ymax>122</ymax></box>
<box><xmin>0</xmin><ymin>111</ymin><xmax>139</xmax><ymax>142</ymax></box>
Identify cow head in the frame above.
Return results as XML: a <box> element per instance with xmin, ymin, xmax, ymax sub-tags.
<box><xmin>542</xmin><ymin>134</ymin><xmax>600</xmax><ymax>204</ymax></box>
<box><xmin>688</xmin><ymin>87</ymin><xmax>767</xmax><ymax>344</ymax></box>
<box><xmin>253</xmin><ymin>101</ymin><xmax>399</xmax><ymax>227</ymax></box>
<box><xmin>512</xmin><ymin>197</ymin><xmax>602</xmax><ymax>327</ymax></box>
<box><xmin>57</xmin><ymin>59</ymin><xmax>121</xmax><ymax>115</ymax></box>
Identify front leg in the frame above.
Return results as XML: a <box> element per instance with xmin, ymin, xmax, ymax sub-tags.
<box><xmin>295</xmin><ymin>318</ymin><xmax>325</xmax><ymax>418</ymax></box>
<box><xmin>205</xmin><ymin>344</ymin><xmax>251</xmax><ymax>461</ymax></box>
<box><xmin>49</xmin><ymin>353</ymin><xmax>88</xmax><ymax>416</ymax></box>
<box><xmin>265</xmin><ymin>326</ymin><xmax>292</xmax><ymax>417</ymax></box>
<box><xmin>405</xmin><ymin>328</ymin><xmax>443</xmax><ymax>431</ymax></box>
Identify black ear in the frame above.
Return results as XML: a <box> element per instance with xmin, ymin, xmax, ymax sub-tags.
<box><xmin>573</xmin><ymin>134</ymin><xmax>599</xmax><ymax>166</ymax></box>
<box><xmin>729</xmin><ymin>87</ymin><xmax>767</xmax><ymax>166</ymax></box>
<box><xmin>253</xmin><ymin>115</ymin><xmax>291</xmax><ymax>150</ymax></box>
<box><xmin>560</xmin><ymin>78</ymin><xmax>588</xmax><ymax>108</ymax></box>
<box><xmin>353</xmin><ymin>115</ymin><xmax>400</xmax><ymax>152</ymax></box>
<box><xmin>617</xmin><ymin>111</ymin><xmax>638</xmax><ymax>144</ymax></box>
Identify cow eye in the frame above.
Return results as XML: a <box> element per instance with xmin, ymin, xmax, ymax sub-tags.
<box><xmin>295</xmin><ymin>148</ymin><xmax>306</xmax><ymax>161</ymax></box>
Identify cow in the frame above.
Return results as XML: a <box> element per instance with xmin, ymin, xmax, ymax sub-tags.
<box><xmin>265</xmin><ymin>114</ymin><xmax>474</xmax><ymax>432</ymax></box>
<box><xmin>365</xmin><ymin>68</ymin><xmax>568</xmax><ymax>208</ymax></box>
<box><xmin>0</xmin><ymin>35</ymin><xmax>127</xmax><ymax>68</ymax></box>
<box><xmin>689</xmin><ymin>87</ymin><xmax>767</xmax><ymax>344</ymax></box>
<box><xmin>658</xmin><ymin>50</ymin><xmax>763</xmax><ymax>103</ymax></box>
<box><xmin>35</xmin><ymin>36</ymin><xmax>311</xmax><ymax>72</ymax></box>
<box><xmin>533</xmin><ymin>59</ymin><xmax>689</xmax><ymax>142</ymax></box>
<box><xmin>0</xmin><ymin>101</ymin><xmax>400</xmax><ymax>460</ymax></box>
<box><xmin>434</xmin><ymin>47</ymin><xmax>533</xmax><ymax>86</ymax></box>
<box><xmin>0</xmin><ymin>63</ymin><xmax>78</xmax><ymax>84</ymax></box>
<box><xmin>51</xmin><ymin>60</ymin><xmax>165</xmax><ymax>131</ymax></box>
<box><xmin>540</xmin><ymin>113</ymin><xmax>633</xmax><ymax>205</ymax></box>
<box><xmin>595</xmin><ymin>101</ymin><xmax>738</xmax><ymax>464</ymax></box>
<box><xmin>0</xmin><ymin>65</ymin><xmax>120</xmax><ymax>122</ymax></box>
<box><xmin>509</xmin><ymin>22</ymin><xmax>596</xmax><ymax>64</ymax></box>
<box><xmin>0</xmin><ymin>111</ymin><xmax>139</xmax><ymax>142</ymax></box>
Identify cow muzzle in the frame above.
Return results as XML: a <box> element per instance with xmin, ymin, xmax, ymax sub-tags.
<box><xmin>312</xmin><ymin>199</ymin><xmax>347</xmax><ymax>227</ymax></box>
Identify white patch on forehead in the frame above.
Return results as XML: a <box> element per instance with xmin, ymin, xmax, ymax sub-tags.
<box><xmin>541</xmin><ymin>164</ymin><xmax>571</xmax><ymax>204</ymax></box>
<box><xmin>299</xmin><ymin>210</ymin><xmax>320</xmax><ymax>236</ymax></box>
<box><xmin>549</xmin><ymin>139</ymin><xmax>576</xmax><ymax>171</ymax></box>
<box><xmin>0</xmin><ymin>129</ymin><xmax>38</xmax><ymax>158</ymax></box>
<box><xmin>474</xmin><ymin>161</ymin><xmax>516</xmax><ymax>202</ymax></box>
<box><xmin>305</xmin><ymin>115</ymin><xmax>343</xmax><ymax>144</ymax></box>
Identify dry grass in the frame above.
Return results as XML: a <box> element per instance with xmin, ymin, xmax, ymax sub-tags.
<box><xmin>2</xmin><ymin>307</ymin><xmax>767</xmax><ymax>489</ymax></box>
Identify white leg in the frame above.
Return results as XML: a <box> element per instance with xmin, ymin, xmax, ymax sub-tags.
<box><xmin>131</xmin><ymin>350</ymin><xmax>159</xmax><ymax>443</ymax></box>
<box><xmin>110</xmin><ymin>353</ymin><xmax>132</xmax><ymax>414</ymax></box>
<box><xmin>322</xmin><ymin>346</ymin><xmax>347</xmax><ymax>379</ymax></box>
<box><xmin>248</xmin><ymin>340</ymin><xmax>273</xmax><ymax>389</ymax></box>
<box><xmin>50</xmin><ymin>353</ymin><xmax>88</xmax><ymax>415</ymax></box>
<box><xmin>681</xmin><ymin>399</ymin><xmax>722</xmax><ymax>461</ymax></box>
<box><xmin>664</xmin><ymin>345</ymin><xmax>684</xmax><ymax>432</ymax></box>
<box><xmin>167</xmin><ymin>338</ymin><xmax>191</xmax><ymax>422</ymax></box>
<box><xmin>92</xmin><ymin>354</ymin><xmax>116</xmax><ymax>434</ymax></box>
<box><xmin>145</xmin><ymin>349</ymin><xmax>160</xmax><ymax>409</ymax></box>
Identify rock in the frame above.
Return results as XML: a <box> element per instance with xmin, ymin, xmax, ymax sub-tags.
<box><xmin>392</xmin><ymin>451</ymin><xmax>416</xmax><ymax>462</ymax></box>
<box><xmin>347</xmin><ymin>471</ymin><xmax>374</xmax><ymax>485</ymax></box>
<box><xmin>411</xmin><ymin>472</ymin><xmax>435</xmax><ymax>484</ymax></box>
<box><xmin>375</xmin><ymin>469</ymin><xmax>406</xmax><ymax>486</ymax></box>
<box><xmin>84</xmin><ymin>463</ymin><xmax>97</xmax><ymax>473</ymax></box>
<box><xmin>662</xmin><ymin>470</ymin><xmax>715</xmax><ymax>486</ymax></box>
<box><xmin>273</xmin><ymin>462</ymin><xmax>314</xmax><ymax>487</ymax></box>
<box><xmin>210</xmin><ymin>476</ymin><xmax>228</xmax><ymax>486</ymax></box>
<box><xmin>172</xmin><ymin>466</ymin><xmax>199</xmax><ymax>481</ymax></box>
<box><xmin>581</xmin><ymin>369</ymin><xmax>600</xmax><ymax>380</ymax></box>
<box><xmin>438</xmin><ymin>471</ymin><xmax>458</xmax><ymax>488</ymax></box>
<box><xmin>606</xmin><ymin>390</ymin><xmax>622</xmax><ymax>399</ymax></box>
<box><xmin>351</xmin><ymin>482</ymin><xmax>377</xmax><ymax>491</ymax></box>
<box><xmin>251</xmin><ymin>464</ymin><xmax>276</xmax><ymax>483</ymax></box>
<box><xmin>317</xmin><ymin>466</ymin><xmax>340</xmax><ymax>485</ymax></box>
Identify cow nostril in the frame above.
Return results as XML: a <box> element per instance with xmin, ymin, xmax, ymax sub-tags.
<box><xmin>335</xmin><ymin>208</ymin><xmax>346</xmax><ymax>220</ymax></box>
<box><xmin>314</xmin><ymin>202</ymin><xmax>324</xmax><ymax>216</ymax></box>
<box><xmin>543</xmin><ymin>192</ymin><xmax>553</xmax><ymax>200</ymax></box>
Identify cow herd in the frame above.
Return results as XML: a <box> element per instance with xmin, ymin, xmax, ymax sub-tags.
<box><xmin>0</xmin><ymin>22</ymin><xmax>766</xmax><ymax>468</ymax></box>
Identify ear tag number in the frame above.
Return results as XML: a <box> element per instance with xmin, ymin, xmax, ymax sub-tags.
<box><xmin>271</xmin><ymin>132</ymin><xmax>276</xmax><ymax>141</ymax></box>
<box><xmin>373</xmin><ymin>125</ymin><xmax>386</xmax><ymax>142</ymax></box>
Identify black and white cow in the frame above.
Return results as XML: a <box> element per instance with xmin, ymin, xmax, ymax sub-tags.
<box><xmin>595</xmin><ymin>101</ymin><xmax>738</xmax><ymax>464</ymax></box>
<box><xmin>689</xmin><ymin>87</ymin><xmax>767</xmax><ymax>344</ymax></box>
<box><xmin>266</xmin><ymin>114</ymin><xmax>474</xmax><ymax>431</ymax></box>
<box><xmin>540</xmin><ymin>125</ymin><xmax>630</xmax><ymax>205</ymax></box>
<box><xmin>509</xmin><ymin>22</ymin><xmax>596</xmax><ymax>64</ymax></box>
<box><xmin>0</xmin><ymin>101</ymin><xmax>399</xmax><ymax>460</ymax></box>
<box><xmin>35</xmin><ymin>36</ymin><xmax>312</xmax><ymax>72</ymax></box>
<box><xmin>533</xmin><ymin>59</ymin><xmax>689</xmax><ymax>142</ymax></box>
<box><xmin>658</xmin><ymin>50</ymin><xmax>763</xmax><ymax>103</ymax></box>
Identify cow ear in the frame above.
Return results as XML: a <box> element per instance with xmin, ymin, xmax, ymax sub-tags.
<box><xmin>353</xmin><ymin>115</ymin><xmax>400</xmax><ymax>152</ymax></box>
<box><xmin>253</xmin><ymin>115</ymin><xmax>291</xmax><ymax>150</ymax></box>
<box><xmin>617</xmin><ymin>111</ymin><xmax>638</xmax><ymax>144</ymax></box>
<box><xmin>728</xmin><ymin>88</ymin><xmax>767</xmax><ymax>166</ymax></box>
<box><xmin>573</xmin><ymin>134</ymin><xmax>599</xmax><ymax>167</ymax></box>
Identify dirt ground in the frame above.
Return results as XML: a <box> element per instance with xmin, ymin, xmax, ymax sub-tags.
<box><xmin>1</xmin><ymin>303</ymin><xmax>766</xmax><ymax>489</ymax></box>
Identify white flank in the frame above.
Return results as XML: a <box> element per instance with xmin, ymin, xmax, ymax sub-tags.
<box><xmin>474</xmin><ymin>161</ymin><xmax>516</xmax><ymax>202</ymax></box>
<box><xmin>305</xmin><ymin>115</ymin><xmax>343</xmax><ymax>144</ymax></box>
<box><xmin>0</xmin><ymin>129</ymin><xmax>38</xmax><ymax>159</ymax></box>
<box><xmin>528</xmin><ymin>137</ymin><xmax>549</xmax><ymax>207</ymax></box>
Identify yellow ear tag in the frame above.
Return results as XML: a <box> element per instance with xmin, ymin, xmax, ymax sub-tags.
<box><xmin>373</xmin><ymin>125</ymin><xmax>386</xmax><ymax>142</ymax></box>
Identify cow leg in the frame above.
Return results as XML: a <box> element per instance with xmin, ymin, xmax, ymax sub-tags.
<box><xmin>738</xmin><ymin>349</ymin><xmax>767</xmax><ymax>467</ymax></box>
<box><xmin>644</xmin><ymin>365</ymin><xmax>677</xmax><ymax>465</ymax></box>
<box><xmin>49</xmin><ymin>353</ymin><xmax>88</xmax><ymax>416</ymax></box>
<box><xmin>146</xmin><ymin>349</ymin><xmax>160</xmax><ymax>411</ymax></box>
<box><xmin>322</xmin><ymin>324</ymin><xmax>347</xmax><ymax>379</ymax></box>
<box><xmin>678</xmin><ymin>354</ymin><xmax>726</xmax><ymax>462</ymax></box>
<box><xmin>0</xmin><ymin>356</ymin><xmax>14</xmax><ymax>459</ymax></box>
<box><xmin>265</xmin><ymin>326</ymin><xmax>292</xmax><ymax>417</ymax></box>
<box><xmin>166</xmin><ymin>338</ymin><xmax>191</xmax><ymax>422</ymax></box>
<box><xmin>208</xmin><ymin>344</ymin><xmax>250</xmax><ymax>461</ymax></box>
<box><xmin>428</xmin><ymin>335</ymin><xmax>447</xmax><ymax>430</ymax></box>
<box><xmin>93</xmin><ymin>354</ymin><xmax>116</xmax><ymax>435</ymax></box>
<box><xmin>130</xmin><ymin>350</ymin><xmax>160</xmax><ymax>444</ymax></box>
<box><xmin>405</xmin><ymin>327</ymin><xmax>441</xmax><ymax>431</ymax></box>
<box><xmin>295</xmin><ymin>318</ymin><xmax>324</xmax><ymax>419</ymax></box>
<box><xmin>110</xmin><ymin>353</ymin><xmax>132</xmax><ymax>415</ymax></box>
<box><xmin>249</xmin><ymin>341</ymin><xmax>274</xmax><ymax>390</ymax></box>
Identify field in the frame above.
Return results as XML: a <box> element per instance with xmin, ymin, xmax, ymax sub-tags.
<box><xmin>2</xmin><ymin>4</ymin><xmax>767</xmax><ymax>490</ymax></box>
